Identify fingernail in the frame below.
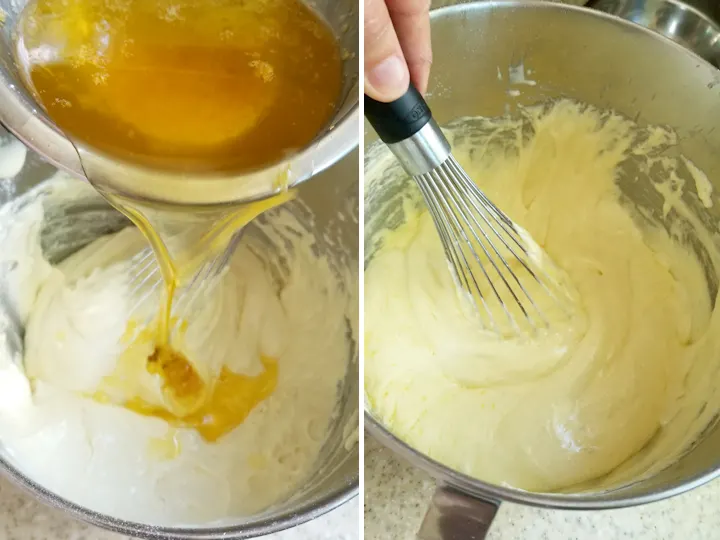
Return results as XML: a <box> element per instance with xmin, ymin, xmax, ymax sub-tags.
<box><xmin>366</xmin><ymin>56</ymin><xmax>408</xmax><ymax>100</ymax></box>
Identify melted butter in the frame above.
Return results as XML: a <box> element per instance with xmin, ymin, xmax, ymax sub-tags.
<box><xmin>14</xmin><ymin>0</ymin><xmax>311</xmax><ymax>446</ymax></box>
<box><xmin>126</xmin><ymin>357</ymin><xmax>278</xmax><ymax>443</ymax></box>
<box><xmin>109</xmin><ymin>189</ymin><xmax>295</xmax><ymax>348</ymax></box>
<box><xmin>147</xmin><ymin>344</ymin><xmax>206</xmax><ymax>415</ymax></box>
<box><xmin>90</xmin><ymin>85</ymin><xmax>292</xmax><ymax>445</ymax></box>
<box><xmin>15</xmin><ymin>0</ymin><xmax>342</xmax><ymax>171</ymax></box>
<box><xmin>94</xmin><ymin>190</ymin><xmax>293</xmax><ymax>440</ymax></box>
<box><xmin>97</xmin><ymin>319</ymin><xmax>279</xmax><ymax>443</ymax></box>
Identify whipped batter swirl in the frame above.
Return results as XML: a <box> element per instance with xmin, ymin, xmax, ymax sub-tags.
<box><xmin>365</xmin><ymin>100</ymin><xmax>720</xmax><ymax>492</ymax></box>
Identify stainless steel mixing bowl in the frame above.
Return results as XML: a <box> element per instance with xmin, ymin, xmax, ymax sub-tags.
<box><xmin>0</xmin><ymin>0</ymin><xmax>359</xmax><ymax>205</ymax></box>
<box><xmin>364</xmin><ymin>1</ymin><xmax>720</xmax><ymax>538</ymax></box>
<box><xmin>0</xmin><ymin>125</ymin><xmax>359</xmax><ymax>539</ymax></box>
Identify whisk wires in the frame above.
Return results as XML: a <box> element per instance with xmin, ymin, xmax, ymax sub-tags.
<box><xmin>414</xmin><ymin>155</ymin><xmax>564</xmax><ymax>335</ymax></box>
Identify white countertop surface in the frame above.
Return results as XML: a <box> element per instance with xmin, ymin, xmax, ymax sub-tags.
<box><xmin>364</xmin><ymin>436</ymin><xmax>720</xmax><ymax>540</ymax></box>
<box><xmin>0</xmin><ymin>477</ymin><xmax>358</xmax><ymax>540</ymax></box>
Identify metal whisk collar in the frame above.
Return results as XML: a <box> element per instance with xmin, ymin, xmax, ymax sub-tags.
<box><xmin>365</xmin><ymin>85</ymin><xmax>565</xmax><ymax>335</ymax></box>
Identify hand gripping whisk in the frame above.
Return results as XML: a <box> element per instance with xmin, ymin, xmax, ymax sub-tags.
<box><xmin>365</xmin><ymin>85</ymin><xmax>567</xmax><ymax>335</ymax></box>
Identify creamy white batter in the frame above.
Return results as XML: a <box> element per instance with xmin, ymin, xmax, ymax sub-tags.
<box><xmin>0</xmin><ymin>171</ymin><xmax>355</xmax><ymax>525</ymax></box>
<box><xmin>365</xmin><ymin>100</ymin><xmax>720</xmax><ymax>492</ymax></box>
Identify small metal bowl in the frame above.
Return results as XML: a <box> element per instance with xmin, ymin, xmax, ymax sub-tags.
<box><xmin>0</xmin><ymin>0</ymin><xmax>359</xmax><ymax>206</ymax></box>
<box><xmin>590</xmin><ymin>0</ymin><xmax>720</xmax><ymax>67</ymax></box>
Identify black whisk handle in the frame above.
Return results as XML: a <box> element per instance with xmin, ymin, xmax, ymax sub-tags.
<box><xmin>364</xmin><ymin>84</ymin><xmax>433</xmax><ymax>145</ymax></box>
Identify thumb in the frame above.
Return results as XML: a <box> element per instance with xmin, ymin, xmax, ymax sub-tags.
<box><xmin>364</xmin><ymin>0</ymin><xmax>410</xmax><ymax>102</ymax></box>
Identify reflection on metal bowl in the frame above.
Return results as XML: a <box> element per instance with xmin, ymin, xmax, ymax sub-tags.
<box><xmin>590</xmin><ymin>0</ymin><xmax>720</xmax><ymax>67</ymax></box>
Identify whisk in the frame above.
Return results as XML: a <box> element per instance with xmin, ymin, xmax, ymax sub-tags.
<box><xmin>120</xmin><ymin>188</ymin><xmax>293</xmax><ymax>324</ymax></box>
<box><xmin>127</xmin><ymin>228</ymin><xmax>243</xmax><ymax>321</ymax></box>
<box><xmin>365</xmin><ymin>85</ymin><xmax>565</xmax><ymax>335</ymax></box>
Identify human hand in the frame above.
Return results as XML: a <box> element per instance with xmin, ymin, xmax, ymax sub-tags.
<box><xmin>364</xmin><ymin>0</ymin><xmax>432</xmax><ymax>102</ymax></box>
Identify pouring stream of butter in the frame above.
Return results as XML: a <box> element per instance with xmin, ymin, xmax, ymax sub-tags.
<box><xmin>13</xmin><ymin>0</ymin><xmax>340</xmax><ymax>441</ymax></box>
<box><xmin>100</xmin><ymin>189</ymin><xmax>293</xmax><ymax>436</ymax></box>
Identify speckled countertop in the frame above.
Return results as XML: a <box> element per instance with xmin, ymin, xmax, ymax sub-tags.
<box><xmin>364</xmin><ymin>436</ymin><xmax>720</xmax><ymax>540</ymax></box>
<box><xmin>0</xmin><ymin>477</ymin><xmax>358</xmax><ymax>540</ymax></box>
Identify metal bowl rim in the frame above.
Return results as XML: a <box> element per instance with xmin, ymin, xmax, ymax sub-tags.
<box><xmin>0</xmin><ymin>442</ymin><xmax>358</xmax><ymax>538</ymax></box>
<box><xmin>365</xmin><ymin>411</ymin><xmax>719</xmax><ymax>510</ymax></box>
